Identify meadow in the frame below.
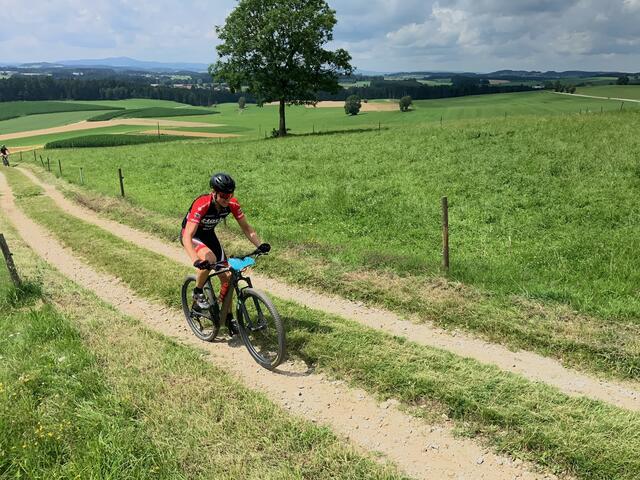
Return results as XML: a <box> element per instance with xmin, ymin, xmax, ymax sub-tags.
<box><xmin>5</xmin><ymin>167</ymin><xmax>640</xmax><ymax>479</ymax></box>
<box><xmin>575</xmin><ymin>85</ymin><xmax>640</xmax><ymax>100</ymax></box>
<box><xmin>24</xmin><ymin>107</ymin><xmax>640</xmax><ymax>324</ymax></box>
<box><xmin>3</xmin><ymin>90</ymin><xmax>637</xmax><ymax>150</ymax></box>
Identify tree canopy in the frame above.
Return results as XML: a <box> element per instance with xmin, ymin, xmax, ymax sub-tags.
<box><xmin>211</xmin><ymin>0</ymin><xmax>352</xmax><ymax>136</ymax></box>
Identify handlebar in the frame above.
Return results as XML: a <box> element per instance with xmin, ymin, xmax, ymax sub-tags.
<box><xmin>197</xmin><ymin>249</ymin><xmax>267</xmax><ymax>272</ymax></box>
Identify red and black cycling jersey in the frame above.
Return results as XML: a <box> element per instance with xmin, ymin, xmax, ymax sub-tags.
<box><xmin>181</xmin><ymin>193</ymin><xmax>245</xmax><ymax>237</ymax></box>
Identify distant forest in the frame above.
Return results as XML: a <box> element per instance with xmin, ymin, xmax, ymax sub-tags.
<box><xmin>0</xmin><ymin>75</ymin><xmax>533</xmax><ymax>106</ymax></box>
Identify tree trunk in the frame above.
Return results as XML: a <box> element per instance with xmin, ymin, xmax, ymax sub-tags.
<box><xmin>279</xmin><ymin>99</ymin><xmax>287</xmax><ymax>136</ymax></box>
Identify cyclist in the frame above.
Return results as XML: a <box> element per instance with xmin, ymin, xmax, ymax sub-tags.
<box><xmin>181</xmin><ymin>172</ymin><xmax>270</xmax><ymax>331</ymax></box>
<box><xmin>1</xmin><ymin>145</ymin><xmax>9</xmax><ymax>167</ymax></box>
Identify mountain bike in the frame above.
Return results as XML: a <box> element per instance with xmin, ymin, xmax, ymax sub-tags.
<box><xmin>180</xmin><ymin>249</ymin><xmax>286</xmax><ymax>370</ymax></box>
<box><xmin>1</xmin><ymin>154</ymin><xmax>9</xmax><ymax>167</ymax></box>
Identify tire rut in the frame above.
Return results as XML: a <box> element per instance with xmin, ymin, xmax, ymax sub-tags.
<box><xmin>0</xmin><ymin>171</ymin><xmax>559</xmax><ymax>480</ymax></box>
<box><xmin>15</xmin><ymin>165</ymin><xmax>640</xmax><ymax>412</ymax></box>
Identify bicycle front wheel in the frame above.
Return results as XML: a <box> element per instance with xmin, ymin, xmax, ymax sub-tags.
<box><xmin>181</xmin><ymin>275</ymin><xmax>220</xmax><ymax>341</ymax></box>
<box><xmin>236</xmin><ymin>288</ymin><xmax>286</xmax><ymax>370</ymax></box>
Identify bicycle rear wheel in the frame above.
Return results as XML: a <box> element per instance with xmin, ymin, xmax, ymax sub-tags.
<box><xmin>236</xmin><ymin>288</ymin><xmax>286</xmax><ymax>370</ymax></box>
<box><xmin>181</xmin><ymin>275</ymin><xmax>220</xmax><ymax>341</ymax></box>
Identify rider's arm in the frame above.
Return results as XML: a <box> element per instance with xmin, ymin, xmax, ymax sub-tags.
<box><xmin>236</xmin><ymin>216</ymin><xmax>262</xmax><ymax>248</ymax></box>
<box><xmin>182</xmin><ymin>222</ymin><xmax>201</xmax><ymax>263</ymax></box>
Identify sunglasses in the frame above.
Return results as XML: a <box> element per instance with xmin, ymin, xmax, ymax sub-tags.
<box><xmin>217</xmin><ymin>191</ymin><xmax>233</xmax><ymax>200</ymax></box>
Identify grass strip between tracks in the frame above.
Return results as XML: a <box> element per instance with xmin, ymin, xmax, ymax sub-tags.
<box><xmin>5</xmin><ymin>167</ymin><xmax>640</xmax><ymax>479</ymax></box>
<box><xmin>0</xmin><ymin>200</ymin><xmax>405</xmax><ymax>479</ymax></box>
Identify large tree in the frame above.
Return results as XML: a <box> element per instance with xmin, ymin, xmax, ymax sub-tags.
<box><xmin>211</xmin><ymin>0</ymin><xmax>352</xmax><ymax>136</ymax></box>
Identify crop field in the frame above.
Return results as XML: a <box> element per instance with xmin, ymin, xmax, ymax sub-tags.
<box><xmin>87</xmin><ymin>106</ymin><xmax>214</xmax><ymax>121</ymax></box>
<box><xmin>61</xmin><ymin>98</ymin><xmax>192</xmax><ymax>109</ymax></box>
<box><xmin>3</xmin><ymin>125</ymin><xmax>152</xmax><ymax>148</ymax></box>
<box><xmin>0</xmin><ymin>110</ymin><xmax>118</xmax><ymax>135</ymax></box>
<box><xmin>576</xmin><ymin>85</ymin><xmax>640</xmax><ymax>100</ymax></box>
<box><xmin>0</xmin><ymin>100</ymin><xmax>117</xmax><ymax>121</ymax></box>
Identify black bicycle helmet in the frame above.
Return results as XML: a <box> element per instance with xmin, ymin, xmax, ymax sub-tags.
<box><xmin>209</xmin><ymin>172</ymin><xmax>235</xmax><ymax>193</ymax></box>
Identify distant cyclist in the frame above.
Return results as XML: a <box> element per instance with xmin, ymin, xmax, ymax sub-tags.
<box><xmin>181</xmin><ymin>172</ymin><xmax>270</xmax><ymax>330</ymax></box>
<box><xmin>1</xmin><ymin>145</ymin><xmax>9</xmax><ymax>167</ymax></box>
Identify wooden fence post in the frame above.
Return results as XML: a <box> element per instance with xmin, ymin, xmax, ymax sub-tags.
<box><xmin>58</xmin><ymin>158</ymin><xmax>62</xmax><ymax>176</ymax></box>
<box><xmin>80</xmin><ymin>167</ymin><xmax>84</xmax><ymax>185</ymax></box>
<box><xmin>0</xmin><ymin>233</ymin><xmax>21</xmax><ymax>286</ymax></box>
<box><xmin>441</xmin><ymin>196</ymin><xmax>450</xmax><ymax>272</ymax></box>
<box><xmin>20</xmin><ymin>152</ymin><xmax>23</xmax><ymax>162</ymax></box>
<box><xmin>118</xmin><ymin>168</ymin><xmax>125</xmax><ymax>197</ymax></box>
<box><xmin>33</xmin><ymin>150</ymin><xmax>36</xmax><ymax>162</ymax></box>
<box><xmin>47</xmin><ymin>157</ymin><xmax>51</xmax><ymax>172</ymax></box>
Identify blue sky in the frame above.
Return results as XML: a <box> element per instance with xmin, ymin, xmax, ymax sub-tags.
<box><xmin>1</xmin><ymin>0</ymin><xmax>639</xmax><ymax>72</ymax></box>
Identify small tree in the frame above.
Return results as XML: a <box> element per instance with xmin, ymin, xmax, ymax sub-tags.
<box><xmin>399</xmin><ymin>95</ymin><xmax>412</xmax><ymax>112</ymax></box>
<box><xmin>238</xmin><ymin>96</ymin><xmax>246</xmax><ymax>109</ymax></box>
<box><xmin>617</xmin><ymin>75</ymin><xmax>630</xmax><ymax>85</ymax></box>
<box><xmin>344</xmin><ymin>95</ymin><xmax>361</xmax><ymax>115</ymax></box>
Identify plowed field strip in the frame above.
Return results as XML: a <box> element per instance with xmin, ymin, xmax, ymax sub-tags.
<box><xmin>0</xmin><ymin>171</ymin><xmax>552</xmax><ymax>480</ymax></box>
<box><xmin>16</xmin><ymin>165</ymin><xmax>640</xmax><ymax>411</ymax></box>
<box><xmin>0</xmin><ymin>119</ymin><xmax>221</xmax><ymax>141</ymax></box>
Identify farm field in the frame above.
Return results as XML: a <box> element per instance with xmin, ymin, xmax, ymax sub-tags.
<box><xmin>0</xmin><ymin>100</ymin><xmax>116</xmax><ymax>121</ymax></box>
<box><xmin>576</xmin><ymin>85</ymin><xmax>640</xmax><ymax>100</ymax></box>
<box><xmin>3</xmin><ymin>125</ymin><xmax>152</xmax><ymax>147</ymax></box>
<box><xmin>15</xmin><ymin>108</ymin><xmax>640</xmax><ymax>381</ymax></box>
<box><xmin>4</xmin><ymin>167</ymin><xmax>640</xmax><ymax>480</ymax></box>
<box><xmin>3</xmin><ymin>92</ymin><xmax>635</xmax><ymax>149</ymax></box>
<box><xmin>160</xmin><ymin>91</ymin><xmax>636</xmax><ymax>135</ymax></box>
<box><xmin>0</xmin><ymin>110</ymin><xmax>114</xmax><ymax>135</ymax></box>
<box><xmin>61</xmin><ymin>98</ymin><xmax>192</xmax><ymax>109</ymax></box>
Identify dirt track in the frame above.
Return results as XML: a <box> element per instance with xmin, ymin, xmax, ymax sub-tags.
<box><xmin>0</xmin><ymin>170</ymin><xmax>558</xmax><ymax>480</ymax></box>
<box><xmin>0</xmin><ymin>119</ymin><xmax>222</xmax><ymax>141</ymax></box>
<box><xmin>15</xmin><ymin>165</ymin><xmax>640</xmax><ymax>412</ymax></box>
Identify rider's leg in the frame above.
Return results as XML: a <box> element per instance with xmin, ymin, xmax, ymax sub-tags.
<box><xmin>195</xmin><ymin>246</ymin><xmax>216</xmax><ymax>288</ymax></box>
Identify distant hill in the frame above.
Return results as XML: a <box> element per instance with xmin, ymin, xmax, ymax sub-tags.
<box><xmin>56</xmin><ymin>57</ymin><xmax>209</xmax><ymax>73</ymax></box>
<box><xmin>7</xmin><ymin>57</ymin><xmax>210</xmax><ymax>73</ymax></box>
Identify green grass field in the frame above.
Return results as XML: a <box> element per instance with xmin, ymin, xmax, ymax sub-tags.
<box><xmin>576</xmin><ymin>85</ymin><xmax>640</xmax><ymax>100</ymax></box>
<box><xmin>5</xmin><ymin>167</ymin><xmax>640</xmax><ymax>480</ymax></box>
<box><xmin>4</xmin><ymin>92</ymin><xmax>635</xmax><ymax>148</ymax></box>
<box><xmin>22</xmin><ymin>108</ymin><xmax>640</xmax><ymax>326</ymax></box>
<box><xmin>158</xmin><ymin>91</ymin><xmax>636</xmax><ymax>136</ymax></box>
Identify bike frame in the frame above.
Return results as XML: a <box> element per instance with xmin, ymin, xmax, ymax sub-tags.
<box><xmin>205</xmin><ymin>254</ymin><xmax>259</xmax><ymax>323</ymax></box>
